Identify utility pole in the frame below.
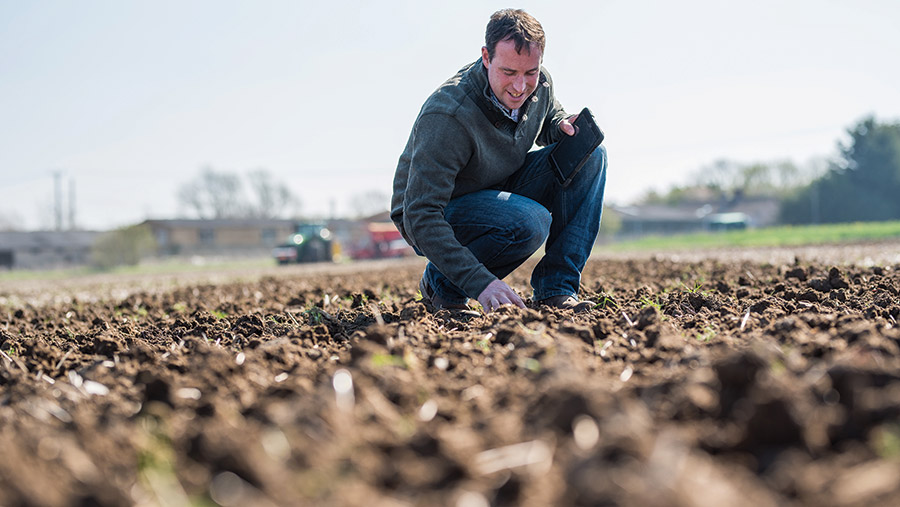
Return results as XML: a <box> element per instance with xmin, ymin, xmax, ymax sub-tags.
<box><xmin>53</xmin><ymin>171</ymin><xmax>63</xmax><ymax>231</ymax></box>
<box><xmin>68</xmin><ymin>178</ymin><xmax>76</xmax><ymax>230</ymax></box>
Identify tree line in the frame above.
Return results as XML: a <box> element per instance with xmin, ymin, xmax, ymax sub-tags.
<box><xmin>639</xmin><ymin>116</ymin><xmax>900</xmax><ymax>225</ymax></box>
<box><xmin>177</xmin><ymin>167</ymin><xmax>390</xmax><ymax>220</ymax></box>
<box><xmin>780</xmin><ymin>116</ymin><xmax>900</xmax><ymax>224</ymax></box>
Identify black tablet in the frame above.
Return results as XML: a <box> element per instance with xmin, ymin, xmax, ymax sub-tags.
<box><xmin>548</xmin><ymin>107</ymin><xmax>604</xmax><ymax>187</ymax></box>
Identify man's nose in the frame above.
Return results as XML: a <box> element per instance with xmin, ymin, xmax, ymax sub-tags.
<box><xmin>512</xmin><ymin>76</ymin><xmax>526</xmax><ymax>92</ymax></box>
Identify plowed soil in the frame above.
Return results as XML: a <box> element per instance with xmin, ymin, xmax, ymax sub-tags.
<box><xmin>2</xmin><ymin>247</ymin><xmax>900</xmax><ymax>506</ymax></box>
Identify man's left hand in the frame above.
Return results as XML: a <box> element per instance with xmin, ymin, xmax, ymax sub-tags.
<box><xmin>560</xmin><ymin>114</ymin><xmax>579</xmax><ymax>136</ymax></box>
<box><xmin>477</xmin><ymin>279</ymin><xmax>526</xmax><ymax>313</ymax></box>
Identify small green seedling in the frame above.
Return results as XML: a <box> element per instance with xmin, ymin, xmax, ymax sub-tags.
<box><xmin>640</xmin><ymin>295</ymin><xmax>661</xmax><ymax>311</ymax></box>
<box><xmin>873</xmin><ymin>424</ymin><xmax>900</xmax><ymax>459</ymax></box>
<box><xmin>595</xmin><ymin>293</ymin><xmax>618</xmax><ymax>309</ymax></box>
<box><xmin>682</xmin><ymin>281</ymin><xmax>705</xmax><ymax>294</ymax></box>
<box><xmin>303</xmin><ymin>304</ymin><xmax>324</xmax><ymax>324</ymax></box>
<box><xmin>522</xmin><ymin>358</ymin><xmax>541</xmax><ymax>373</ymax></box>
<box><xmin>371</xmin><ymin>353</ymin><xmax>407</xmax><ymax>369</ymax></box>
<box><xmin>695</xmin><ymin>326</ymin><xmax>716</xmax><ymax>342</ymax></box>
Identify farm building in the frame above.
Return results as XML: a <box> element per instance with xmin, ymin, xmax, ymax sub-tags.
<box><xmin>610</xmin><ymin>196</ymin><xmax>780</xmax><ymax>238</ymax></box>
<box><xmin>0</xmin><ymin>230</ymin><xmax>102</xmax><ymax>270</ymax></box>
<box><xmin>140</xmin><ymin>219</ymin><xmax>297</xmax><ymax>256</ymax></box>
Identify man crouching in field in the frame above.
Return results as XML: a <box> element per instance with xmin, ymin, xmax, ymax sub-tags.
<box><xmin>390</xmin><ymin>8</ymin><xmax>608</xmax><ymax>314</ymax></box>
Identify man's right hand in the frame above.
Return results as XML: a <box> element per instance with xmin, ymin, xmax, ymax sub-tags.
<box><xmin>560</xmin><ymin>114</ymin><xmax>579</xmax><ymax>136</ymax></box>
<box><xmin>477</xmin><ymin>279</ymin><xmax>526</xmax><ymax>313</ymax></box>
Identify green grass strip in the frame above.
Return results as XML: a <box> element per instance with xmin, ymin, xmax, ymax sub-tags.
<box><xmin>598</xmin><ymin>220</ymin><xmax>900</xmax><ymax>252</ymax></box>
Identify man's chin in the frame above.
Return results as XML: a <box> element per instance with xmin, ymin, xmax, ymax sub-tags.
<box><xmin>503</xmin><ymin>97</ymin><xmax>524</xmax><ymax>109</ymax></box>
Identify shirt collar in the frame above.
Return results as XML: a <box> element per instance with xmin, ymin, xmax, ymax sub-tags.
<box><xmin>487</xmin><ymin>88</ymin><xmax>520</xmax><ymax>122</ymax></box>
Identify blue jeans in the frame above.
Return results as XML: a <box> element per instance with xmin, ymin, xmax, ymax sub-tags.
<box><xmin>422</xmin><ymin>144</ymin><xmax>608</xmax><ymax>303</ymax></box>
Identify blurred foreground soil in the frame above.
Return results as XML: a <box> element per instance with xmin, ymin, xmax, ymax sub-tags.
<box><xmin>2</xmin><ymin>242</ymin><xmax>899</xmax><ymax>506</ymax></box>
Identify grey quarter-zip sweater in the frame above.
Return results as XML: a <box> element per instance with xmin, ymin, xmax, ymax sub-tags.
<box><xmin>391</xmin><ymin>58</ymin><xmax>569</xmax><ymax>299</ymax></box>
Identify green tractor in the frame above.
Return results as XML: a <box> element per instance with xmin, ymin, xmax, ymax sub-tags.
<box><xmin>272</xmin><ymin>224</ymin><xmax>334</xmax><ymax>264</ymax></box>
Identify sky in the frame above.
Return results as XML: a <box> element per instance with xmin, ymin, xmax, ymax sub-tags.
<box><xmin>1</xmin><ymin>0</ymin><xmax>899</xmax><ymax>231</ymax></box>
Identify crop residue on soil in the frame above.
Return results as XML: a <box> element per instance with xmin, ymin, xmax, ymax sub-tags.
<box><xmin>2</xmin><ymin>256</ymin><xmax>900</xmax><ymax>506</ymax></box>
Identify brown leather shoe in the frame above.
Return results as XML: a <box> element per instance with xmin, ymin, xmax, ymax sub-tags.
<box><xmin>538</xmin><ymin>295</ymin><xmax>595</xmax><ymax>313</ymax></box>
<box><xmin>419</xmin><ymin>277</ymin><xmax>471</xmax><ymax>310</ymax></box>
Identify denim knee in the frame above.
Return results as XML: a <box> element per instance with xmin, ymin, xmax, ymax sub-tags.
<box><xmin>581</xmin><ymin>145</ymin><xmax>607</xmax><ymax>180</ymax></box>
<box><xmin>510</xmin><ymin>199</ymin><xmax>551</xmax><ymax>254</ymax></box>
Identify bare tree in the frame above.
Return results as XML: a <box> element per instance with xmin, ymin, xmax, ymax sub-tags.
<box><xmin>177</xmin><ymin>167</ymin><xmax>248</xmax><ymax>219</ymax></box>
<box><xmin>0</xmin><ymin>210</ymin><xmax>23</xmax><ymax>231</ymax></box>
<box><xmin>692</xmin><ymin>159</ymin><xmax>741</xmax><ymax>193</ymax></box>
<box><xmin>349</xmin><ymin>190</ymin><xmax>389</xmax><ymax>219</ymax></box>
<box><xmin>246</xmin><ymin>169</ymin><xmax>301</xmax><ymax>218</ymax></box>
<box><xmin>645</xmin><ymin>157</ymin><xmax>829</xmax><ymax>206</ymax></box>
<box><xmin>774</xmin><ymin>161</ymin><xmax>801</xmax><ymax>189</ymax></box>
<box><xmin>693</xmin><ymin>159</ymin><xmax>806</xmax><ymax>197</ymax></box>
<box><xmin>177</xmin><ymin>167</ymin><xmax>303</xmax><ymax>220</ymax></box>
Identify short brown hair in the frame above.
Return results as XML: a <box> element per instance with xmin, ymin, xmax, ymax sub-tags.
<box><xmin>484</xmin><ymin>9</ymin><xmax>545</xmax><ymax>61</ymax></box>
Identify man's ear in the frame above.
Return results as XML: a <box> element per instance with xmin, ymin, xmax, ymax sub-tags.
<box><xmin>481</xmin><ymin>46</ymin><xmax>490</xmax><ymax>68</ymax></box>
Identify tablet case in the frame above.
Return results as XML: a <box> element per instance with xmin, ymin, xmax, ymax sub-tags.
<box><xmin>548</xmin><ymin>107</ymin><xmax>604</xmax><ymax>187</ymax></box>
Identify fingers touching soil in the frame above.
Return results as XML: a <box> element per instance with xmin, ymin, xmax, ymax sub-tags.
<box><xmin>1</xmin><ymin>255</ymin><xmax>899</xmax><ymax>506</ymax></box>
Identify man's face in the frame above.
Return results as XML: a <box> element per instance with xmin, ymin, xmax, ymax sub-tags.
<box><xmin>481</xmin><ymin>38</ymin><xmax>542</xmax><ymax>111</ymax></box>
